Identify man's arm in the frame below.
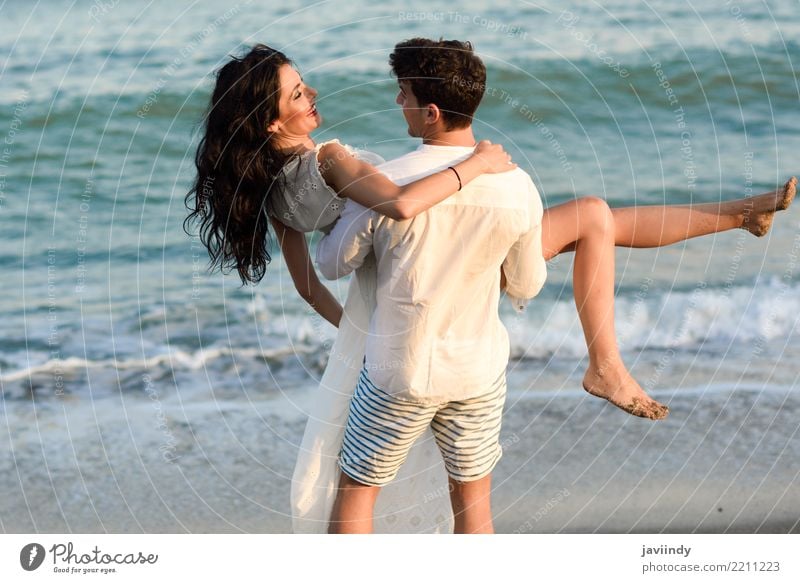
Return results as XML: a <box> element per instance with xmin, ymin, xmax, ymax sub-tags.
<box><xmin>502</xmin><ymin>180</ymin><xmax>547</xmax><ymax>301</ymax></box>
<box><xmin>315</xmin><ymin>200</ymin><xmax>375</xmax><ymax>280</ymax></box>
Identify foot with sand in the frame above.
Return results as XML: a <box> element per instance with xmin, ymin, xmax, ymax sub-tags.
<box><xmin>583</xmin><ymin>358</ymin><xmax>670</xmax><ymax>420</ymax></box>
<box><xmin>741</xmin><ymin>176</ymin><xmax>797</xmax><ymax>236</ymax></box>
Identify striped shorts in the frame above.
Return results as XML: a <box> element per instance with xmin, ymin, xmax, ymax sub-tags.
<box><xmin>338</xmin><ymin>367</ymin><xmax>507</xmax><ymax>487</ymax></box>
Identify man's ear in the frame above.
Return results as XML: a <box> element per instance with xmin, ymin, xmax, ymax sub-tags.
<box><xmin>425</xmin><ymin>103</ymin><xmax>441</xmax><ymax>125</ymax></box>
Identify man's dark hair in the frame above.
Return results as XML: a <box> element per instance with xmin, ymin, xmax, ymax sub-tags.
<box><xmin>389</xmin><ymin>38</ymin><xmax>486</xmax><ymax>130</ymax></box>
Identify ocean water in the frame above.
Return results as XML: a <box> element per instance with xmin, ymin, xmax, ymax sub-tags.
<box><xmin>1</xmin><ymin>0</ymin><xmax>799</xmax><ymax>410</ymax></box>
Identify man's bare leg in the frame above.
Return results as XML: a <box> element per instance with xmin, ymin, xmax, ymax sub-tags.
<box><xmin>449</xmin><ymin>474</ymin><xmax>494</xmax><ymax>534</ymax></box>
<box><xmin>328</xmin><ymin>472</ymin><xmax>381</xmax><ymax>534</ymax></box>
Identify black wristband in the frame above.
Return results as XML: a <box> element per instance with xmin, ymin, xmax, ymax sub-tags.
<box><xmin>448</xmin><ymin>166</ymin><xmax>462</xmax><ymax>191</ymax></box>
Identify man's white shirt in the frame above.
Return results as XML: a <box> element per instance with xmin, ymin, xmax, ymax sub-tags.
<box><xmin>316</xmin><ymin>144</ymin><xmax>546</xmax><ymax>403</ymax></box>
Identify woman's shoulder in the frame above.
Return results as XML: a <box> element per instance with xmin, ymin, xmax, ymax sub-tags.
<box><xmin>268</xmin><ymin>139</ymin><xmax>348</xmax><ymax>233</ymax></box>
<box><xmin>315</xmin><ymin>139</ymin><xmax>354</xmax><ymax>172</ymax></box>
<box><xmin>268</xmin><ymin>139</ymin><xmax>386</xmax><ymax>233</ymax></box>
<box><xmin>316</xmin><ymin>139</ymin><xmax>386</xmax><ymax>167</ymax></box>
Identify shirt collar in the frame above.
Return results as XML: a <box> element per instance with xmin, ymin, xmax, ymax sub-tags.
<box><xmin>416</xmin><ymin>143</ymin><xmax>475</xmax><ymax>152</ymax></box>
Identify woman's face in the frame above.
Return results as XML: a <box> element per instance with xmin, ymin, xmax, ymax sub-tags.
<box><xmin>268</xmin><ymin>64</ymin><xmax>321</xmax><ymax>144</ymax></box>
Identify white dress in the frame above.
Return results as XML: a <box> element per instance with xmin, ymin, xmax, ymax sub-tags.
<box><xmin>274</xmin><ymin>140</ymin><xmax>454</xmax><ymax>533</ymax></box>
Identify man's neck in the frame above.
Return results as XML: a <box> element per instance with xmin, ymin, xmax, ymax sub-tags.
<box><xmin>421</xmin><ymin>126</ymin><xmax>476</xmax><ymax>147</ymax></box>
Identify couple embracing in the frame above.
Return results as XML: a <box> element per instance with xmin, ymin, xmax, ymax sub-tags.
<box><xmin>185</xmin><ymin>37</ymin><xmax>796</xmax><ymax>533</ymax></box>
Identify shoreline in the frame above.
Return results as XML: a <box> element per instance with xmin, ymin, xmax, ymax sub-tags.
<box><xmin>2</xmin><ymin>385</ymin><xmax>797</xmax><ymax>534</ymax></box>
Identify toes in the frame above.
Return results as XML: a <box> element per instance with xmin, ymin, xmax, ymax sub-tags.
<box><xmin>780</xmin><ymin>176</ymin><xmax>797</xmax><ymax>210</ymax></box>
<box><xmin>651</xmin><ymin>403</ymin><xmax>670</xmax><ymax>420</ymax></box>
<box><xmin>583</xmin><ymin>380</ymin><xmax>669</xmax><ymax>420</ymax></box>
<box><xmin>625</xmin><ymin>397</ymin><xmax>669</xmax><ymax>420</ymax></box>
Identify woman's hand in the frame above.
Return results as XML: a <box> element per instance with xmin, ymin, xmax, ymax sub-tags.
<box><xmin>473</xmin><ymin>140</ymin><xmax>517</xmax><ymax>174</ymax></box>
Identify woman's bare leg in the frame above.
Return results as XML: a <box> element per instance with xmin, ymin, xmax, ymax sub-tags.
<box><xmin>612</xmin><ymin>177</ymin><xmax>796</xmax><ymax>246</ymax></box>
<box><xmin>540</xmin><ymin>177</ymin><xmax>796</xmax><ymax>420</ymax></box>
<box><xmin>542</xmin><ymin>197</ymin><xmax>669</xmax><ymax>420</ymax></box>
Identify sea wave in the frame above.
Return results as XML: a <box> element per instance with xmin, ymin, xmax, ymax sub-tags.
<box><xmin>4</xmin><ymin>277</ymin><xmax>798</xmax><ymax>400</ymax></box>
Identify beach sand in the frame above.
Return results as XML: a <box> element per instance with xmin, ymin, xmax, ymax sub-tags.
<box><xmin>2</xmin><ymin>368</ymin><xmax>798</xmax><ymax>534</ymax></box>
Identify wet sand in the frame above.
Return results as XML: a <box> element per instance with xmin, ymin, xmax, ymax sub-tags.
<box><xmin>2</xmin><ymin>381</ymin><xmax>797</xmax><ymax>534</ymax></box>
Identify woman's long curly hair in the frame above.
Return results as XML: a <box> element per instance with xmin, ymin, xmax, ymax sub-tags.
<box><xmin>184</xmin><ymin>44</ymin><xmax>292</xmax><ymax>285</ymax></box>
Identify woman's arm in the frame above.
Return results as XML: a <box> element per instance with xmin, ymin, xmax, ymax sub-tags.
<box><xmin>270</xmin><ymin>217</ymin><xmax>343</xmax><ymax>328</ymax></box>
<box><xmin>318</xmin><ymin>140</ymin><xmax>515</xmax><ymax>220</ymax></box>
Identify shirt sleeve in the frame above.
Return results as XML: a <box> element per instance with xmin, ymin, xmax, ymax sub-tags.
<box><xmin>502</xmin><ymin>180</ymin><xmax>547</xmax><ymax>307</ymax></box>
<box><xmin>315</xmin><ymin>200</ymin><xmax>375</xmax><ymax>280</ymax></box>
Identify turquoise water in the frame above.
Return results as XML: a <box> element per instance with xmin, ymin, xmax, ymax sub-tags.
<box><xmin>1</xmin><ymin>0</ymin><xmax>799</xmax><ymax>402</ymax></box>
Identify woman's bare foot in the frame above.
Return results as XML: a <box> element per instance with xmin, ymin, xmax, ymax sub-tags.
<box><xmin>583</xmin><ymin>361</ymin><xmax>669</xmax><ymax>420</ymax></box>
<box><xmin>741</xmin><ymin>176</ymin><xmax>797</xmax><ymax>236</ymax></box>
